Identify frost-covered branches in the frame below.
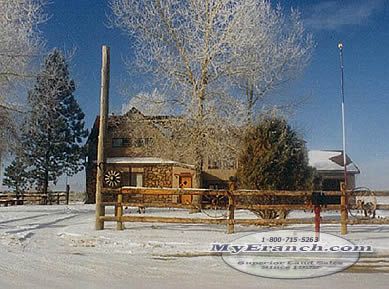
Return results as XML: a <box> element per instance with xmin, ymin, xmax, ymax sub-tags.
<box><xmin>110</xmin><ymin>0</ymin><xmax>314</xmax><ymax>188</ymax></box>
<box><xmin>231</xmin><ymin>4</ymin><xmax>314</xmax><ymax>121</ymax></box>
<box><xmin>0</xmin><ymin>0</ymin><xmax>46</xmax><ymax>90</ymax></box>
<box><xmin>121</xmin><ymin>89</ymin><xmax>176</xmax><ymax>116</ymax></box>
<box><xmin>111</xmin><ymin>0</ymin><xmax>313</xmax><ymax>120</ymax></box>
<box><xmin>0</xmin><ymin>0</ymin><xmax>47</xmax><ymax>157</ymax></box>
<box><xmin>111</xmin><ymin>0</ymin><xmax>254</xmax><ymax>88</ymax></box>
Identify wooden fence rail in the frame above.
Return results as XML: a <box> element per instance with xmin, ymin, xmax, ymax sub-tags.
<box><xmin>0</xmin><ymin>190</ymin><xmax>70</xmax><ymax>206</ymax></box>
<box><xmin>98</xmin><ymin>187</ymin><xmax>389</xmax><ymax>234</ymax></box>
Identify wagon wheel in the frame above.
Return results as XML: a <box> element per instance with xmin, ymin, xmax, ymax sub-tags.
<box><xmin>104</xmin><ymin>170</ymin><xmax>121</xmax><ymax>187</ymax></box>
<box><xmin>348</xmin><ymin>187</ymin><xmax>376</xmax><ymax>219</ymax></box>
<box><xmin>201</xmin><ymin>195</ymin><xmax>228</xmax><ymax>219</ymax></box>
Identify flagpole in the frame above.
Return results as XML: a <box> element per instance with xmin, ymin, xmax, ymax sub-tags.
<box><xmin>338</xmin><ymin>42</ymin><xmax>347</xmax><ymax>189</ymax></box>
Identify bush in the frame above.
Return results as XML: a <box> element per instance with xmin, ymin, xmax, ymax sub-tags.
<box><xmin>236</xmin><ymin>116</ymin><xmax>315</xmax><ymax>219</ymax></box>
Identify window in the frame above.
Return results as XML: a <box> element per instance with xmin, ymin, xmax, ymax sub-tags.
<box><xmin>112</xmin><ymin>138</ymin><xmax>153</xmax><ymax>148</ymax></box>
<box><xmin>133</xmin><ymin>138</ymin><xmax>153</xmax><ymax>147</ymax></box>
<box><xmin>322</xmin><ymin>179</ymin><xmax>341</xmax><ymax>191</ymax></box>
<box><xmin>130</xmin><ymin>173</ymin><xmax>143</xmax><ymax>187</ymax></box>
<box><xmin>134</xmin><ymin>138</ymin><xmax>143</xmax><ymax>147</ymax></box>
<box><xmin>208</xmin><ymin>160</ymin><xmax>222</xmax><ymax>169</ymax></box>
<box><xmin>112</xmin><ymin>138</ymin><xmax>124</xmax><ymax>148</ymax></box>
<box><xmin>208</xmin><ymin>158</ymin><xmax>236</xmax><ymax>169</ymax></box>
<box><xmin>122</xmin><ymin>138</ymin><xmax>131</xmax><ymax>147</ymax></box>
<box><xmin>112</xmin><ymin>138</ymin><xmax>131</xmax><ymax>148</ymax></box>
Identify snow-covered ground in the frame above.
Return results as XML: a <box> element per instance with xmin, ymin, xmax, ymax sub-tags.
<box><xmin>0</xmin><ymin>204</ymin><xmax>388</xmax><ymax>289</ymax></box>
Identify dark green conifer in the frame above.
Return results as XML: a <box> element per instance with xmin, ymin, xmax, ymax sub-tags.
<box><xmin>237</xmin><ymin>116</ymin><xmax>315</xmax><ymax>218</ymax></box>
<box><xmin>3</xmin><ymin>50</ymin><xmax>88</xmax><ymax>194</ymax></box>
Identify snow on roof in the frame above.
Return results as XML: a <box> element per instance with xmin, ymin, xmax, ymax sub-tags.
<box><xmin>105</xmin><ymin>157</ymin><xmax>195</xmax><ymax>169</ymax></box>
<box><xmin>308</xmin><ymin>150</ymin><xmax>360</xmax><ymax>174</ymax></box>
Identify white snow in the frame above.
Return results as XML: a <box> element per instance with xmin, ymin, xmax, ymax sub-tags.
<box><xmin>0</xmin><ymin>203</ymin><xmax>388</xmax><ymax>289</ymax></box>
<box><xmin>308</xmin><ymin>150</ymin><xmax>360</xmax><ymax>173</ymax></box>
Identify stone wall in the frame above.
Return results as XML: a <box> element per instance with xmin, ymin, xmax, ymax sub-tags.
<box><xmin>143</xmin><ymin>165</ymin><xmax>173</xmax><ymax>203</ymax></box>
<box><xmin>85</xmin><ymin>164</ymin><xmax>97</xmax><ymax>204</ymax></box>
<box><xmin>144</xmin><ymin>165</ymin><xmax>173</xmax><ymax>187</ymax></box>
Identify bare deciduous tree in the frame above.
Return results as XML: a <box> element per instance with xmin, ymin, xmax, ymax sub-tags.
<box><xmin>111</xmin><ymin>0</ymin><xmax>254</xmax><ymax>186</ymax></box>
<box><xmin>121</xmin><ymin>89</ymin><xmax>174</xmax><ymax>116</ymax></box>
<box><xmin>231</xmin><ymin>5</ymin><xmax>314</xmax><ymax>123</ymax></box>
<box><xmin>0</xmin><ymin>0</ymin><xmax>47</xmax><ymax>157</ymax></box>
<box><xmin>110</xmin><ymin>0</ymin><xmax>314</xmax><ymax>193</ymax></box>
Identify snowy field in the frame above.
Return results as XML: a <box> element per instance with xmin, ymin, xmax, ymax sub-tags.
<box><xmin>0</xmin><ymin>204</ymin><xmax>389</xmax><ymax>289</ymax></box>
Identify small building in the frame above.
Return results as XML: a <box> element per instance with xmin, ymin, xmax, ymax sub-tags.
<box><xmin>308</xmin><ymin>150</ymin><xmax>360</xmax><ymax>190</ymax></box>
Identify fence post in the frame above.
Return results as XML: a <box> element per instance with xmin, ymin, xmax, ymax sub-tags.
<box><xmin>116</xmin><ymin>191</ymin><xmax>124</xmax><ymax>230</ymax></box>
<box><xmin>340</xmin><ymin>182</ymin><xmax>348</xmax><ymax>235</ymax></box>
<box><xmin>227</xmin><ymin>194</ymin><xmax>235</xmax><ymax>234</ymax></box>
<box><xmin>314</xmin><ymin>205</ymin><xmax>321</xmax><ymax>237</ymax></box>
<box><xmin>227</xmin><ymin>179</ymin><xmax>237</xmax><ymax>234</ymax></box>
<box><xmin>56</xmin><ymin>192</ymin><xmax>60</xmax><ymax>205</ymax></box>
<box><xmin>66</xmin><ymin>185</ymin><xmax>70</xmax><ymax>205</ymax></box>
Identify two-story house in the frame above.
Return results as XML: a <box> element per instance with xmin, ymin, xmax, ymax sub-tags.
<box><xmin>85</xmin><ymin>107</ymin><xmax>237</xmax><ymax>203</ymax></box>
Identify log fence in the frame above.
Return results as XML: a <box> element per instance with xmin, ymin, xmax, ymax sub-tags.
<box><xmin>0</xmin><ymin>188</ymin><xmax>70</xmax><ymax>206</ymax></box>
<box><xmin>98</xmin><ymin>186</ymin><xmax>389</xmax><ymax>235</ymax></box>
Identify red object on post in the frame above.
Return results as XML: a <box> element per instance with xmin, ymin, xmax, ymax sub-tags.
<box><xmin>314</xmin><ymin>205</ymin><xmax>321</xmax><ymax>234</ymax></box>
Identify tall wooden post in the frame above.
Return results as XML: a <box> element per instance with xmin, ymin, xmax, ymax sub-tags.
<box><xmin>314</xmin><ymin>205</ymin><xmax>321</xmax><ymax>238</ymax></box>
<box><xmin>95</xmin><ymin>45</ymin><xmax>110</xmax><ymax>230</ymax></box>
<box><xmin>227</xmin><ymin>180</ymin><xmax>237</xmax><ymax>234</ymax></box>
<box><xmin>340</xmin><ymin>182</ymin><xmax>348</xmax><ymax>235</ymax></box>
<box><xmin>116</xmin><ymin>191</ymin><xmax>124</xmax><ymax>230</ymax></box>
<box><xmin>227</xmin><ymin>195</ymin><xmax>235</xmax><ymax>234</ymax></box>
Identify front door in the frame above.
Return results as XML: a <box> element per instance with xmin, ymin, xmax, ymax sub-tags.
<box><xmin>179</xmin><ymin>176</ymin><xmax>192</xmax><ymax>204</ymax></box>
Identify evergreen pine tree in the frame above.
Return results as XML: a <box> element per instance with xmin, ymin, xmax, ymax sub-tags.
<box><xmin>237</xmin><ymin>116</ymin><xmax>314</xmax><ymax>190</ymax></box>
<box><xmin>3</xmin><ymin>49</ymin><xmax>88</xmax><ymax>194</ymax></box>
<box><xmin>237</xmin><ymin>116</ymin><xmax>315</xmax><ymax>218</ymax></box>
<box><xmin>3</xmin><ymin>157</ymin><xmax>29</xmax><ymax>196</ymax></box>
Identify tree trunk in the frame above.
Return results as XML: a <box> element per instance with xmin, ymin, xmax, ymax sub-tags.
<box><xmin>246</xmin><ymin>81</ymin><xmax>254</xmax><ymax>126</ymax></box>
<box><xmin>190</xmin><ymin>88</ymin><xmax>205</xmax><ymax>213</ymax></box>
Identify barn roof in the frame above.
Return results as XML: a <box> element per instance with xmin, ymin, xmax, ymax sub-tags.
<box><xmin>308</xmin><ymin>150</ymin><xmax>360</xmax><ymax>174</ymax></box>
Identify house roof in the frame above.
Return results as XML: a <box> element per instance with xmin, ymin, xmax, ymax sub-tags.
<box><xmin>308</xmin><ymin>150</ymin><xmax>360</xmax><ymax>174</ymax></box>
<box><xmin>86</xmin><ymin>107</ymin><xmax>180</xmax><ymax>146</ymax></box>
<box><xmin>105</xmin><ymin>157</ymin><xmax>195</xmax><ymax>169</ymax></box>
